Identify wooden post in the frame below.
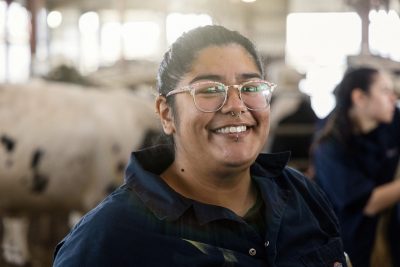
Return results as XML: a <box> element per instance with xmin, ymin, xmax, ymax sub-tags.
<box><xmin>26</xmin><ymin>0</ymin><xmax>37</xmax><ymax>60</ymax></box>
<box><xmin>353</xmin><ymin>0</ymin><xmax>372</xmax><ymax>55</ymax></box>
<box><xmin>26</xmin><ymin>0</ymin><xmax>45</xmax><ymax>77</ymax></box>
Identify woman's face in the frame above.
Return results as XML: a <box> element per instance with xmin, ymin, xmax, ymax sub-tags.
<box><xmin>364</xmin><ymin>72</ymin><xmax>397</xmax><ymax>124</ymax></box>
<box><xmin>165</xmin><ymin>44</ymin><xmax>270</xmax><ymax>171</ymax></box>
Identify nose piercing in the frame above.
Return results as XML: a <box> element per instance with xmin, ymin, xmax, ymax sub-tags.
<box><xmin>230</xmin><ymin>111</ymin><xmax>242</xmax><ymax>117</ymax></box>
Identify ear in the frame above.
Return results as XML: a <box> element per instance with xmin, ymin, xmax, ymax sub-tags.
<box><xmin>155</xmin><ymin>96</ymin><xmax>176</xmax><ymax>135</ymax></box>
<box><xmin>351</xmin><ymin>88</ymin><xmax>367</xmax><ymax>107</ymax></box>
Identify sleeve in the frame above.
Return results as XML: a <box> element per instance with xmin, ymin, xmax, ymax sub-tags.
<box><xmin>52</xmin><ymin>197</ymin><xmax>138</xmax><ymax>267</ymax></box>
<box><xmin>53</xmin><ymin>211</ymin><xmax>113</xmax><ymax>267</ymax></box>
<box><xmin>52</xmin><ymin>190</ymin><xmax>173</xmax><ymax>267</ymax></box>
<box><xmin>313</xmin><ymin>141</ymin><xmax>375</xmax><ymax>214</ymax></box>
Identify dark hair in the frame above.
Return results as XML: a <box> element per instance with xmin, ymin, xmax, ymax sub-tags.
<box><xmin>157</xmin><ymin>25</ymin><xmax>264</xmax><ymax>109</ymax></box>
<box><xmin>315</xmin><ymin>67</ymin><xmax>379</xmax><ymax>146</ymax></box>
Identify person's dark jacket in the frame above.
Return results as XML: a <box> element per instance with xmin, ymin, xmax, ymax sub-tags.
<box><xmin>314</xmin><ymin>108</ymin><xmax>400</xmax><ymax>267</ymax></box>
<box><xmin>53</xmin><ymin>146</ymin><xmax>347</xmax><ymax>267</ymax></box>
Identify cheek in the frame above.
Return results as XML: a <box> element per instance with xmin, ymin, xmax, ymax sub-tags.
<box><xmin>174</xmin><ymin>108</ymin><xmax>213</xmax><ymax>138</ymax></box>
<box><xmin>254</xmin><ymin>111</ymin><xmax>270</xmax><ymax>133</ymax></box>
<box><xmin>376</xmin><ymin>96</ymin><xmax>394</xmax><ymax>112</ymax></box>
<box><xmin>368</xmin><ymin>97</ymin><xmax>393</xmax><ymax>121</ymax></box>
<box><xmin>259</xmin><ymin>110</ymin><xmax>270</xmax><ymax>124</ymax></box>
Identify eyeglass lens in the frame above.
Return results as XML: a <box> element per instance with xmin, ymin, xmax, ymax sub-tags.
<box><xmin>193</xmin><ymin>81</ymin><xmax>272</xmax><ymax>112</ymax></box>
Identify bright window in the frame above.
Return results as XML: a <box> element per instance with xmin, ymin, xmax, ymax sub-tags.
<box><xmin>101</xmin><ymin>22</ymin><xmax>122</xmax><ymax>65</ymax></box>
<box><xmin>286</xmin><ymin>12</ymin><xmax>361</xmax><ymax>118</ymax></box>
<box><xmin>122</xmin><ymin>21</ymin><xmax>160</xmax><ymax>59</ymax></box>
<box><xmin>0</xmin><ymin>1</ymin><xmax>30</xmax><ymax>82</ymax></box>
<box><xmin>166</xmin><ymin>13</ymin><xmax>212</xmax><ymax>45</ymax></box>
<box><xmin>369</xmin><ymin>9</ymin><xmax>400</xmax><ymax>61</ymax></box>
<box><xmin>79</xmin><ymin>11</ymin><xmax>100</xmax><ymax>73</ymax></box>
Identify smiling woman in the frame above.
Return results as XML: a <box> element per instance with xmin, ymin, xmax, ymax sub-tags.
<box><xmin>53</xmin><ymin>25</ymin><xmax>349</xmax><ymax>267</ymax></box>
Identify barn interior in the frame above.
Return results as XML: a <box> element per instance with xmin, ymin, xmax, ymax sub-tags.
<box><xmin>1</xmin><ymin>0</ymin><xmax>400</xmax><ymax>266</ymax></box>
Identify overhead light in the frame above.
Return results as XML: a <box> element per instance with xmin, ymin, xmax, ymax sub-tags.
<box><xmin>242</xmin><ymin>0</ymin><xmax>256</xmax><ymax>3</ymax></box>
<box><xmin>47</xmin><ymin>10</ymin><xmax>62</xmax><ymax>28</ymax></box>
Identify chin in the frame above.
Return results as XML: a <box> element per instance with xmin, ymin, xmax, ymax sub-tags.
<box><xmin>222</xmin><ymin>153</ymin><xmax>257</xmax><ymax>167</ymax></box>
<box><xmin>223</xmin><ymin>159</ymin><xmax>253</xmax><ymax>169</ymax></box>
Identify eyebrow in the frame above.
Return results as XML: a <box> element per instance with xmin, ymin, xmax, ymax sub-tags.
<box><xmin>189</xmin><ymin>73</ymin><xmax>262</xmax><ymax>84</ymax></box>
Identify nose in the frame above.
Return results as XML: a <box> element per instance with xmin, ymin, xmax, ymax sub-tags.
<box><xmin>220</xmin><ymin>86</ymin><xmax>247</xmax><ymax>114</ymax></box>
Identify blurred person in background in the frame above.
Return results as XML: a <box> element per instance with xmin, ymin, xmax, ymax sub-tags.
<box><xmin>53</xmin><ymin>25</ymin><xmax>348</xmax><ymax>266</ymax></box>
<box><xmin>265</xmin><ymin>61</ymin><xmax>317</xmax><ymax>174</ymax></box>
<box><xmin>312</xmin><ymin>67</ymin><xmax>400</xmax><ymax>267</ymax></box>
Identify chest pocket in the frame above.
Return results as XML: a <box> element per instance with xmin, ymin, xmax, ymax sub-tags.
<box><xmin>300</xmin><ymin>238</ymin><xmax>348</xmax><ymax>267</ymax></box>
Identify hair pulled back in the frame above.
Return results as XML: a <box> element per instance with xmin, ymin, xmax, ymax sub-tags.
<box><xmin>157</xmin><ymin>25</ymin><xmax>264</xmax><ymax>108</ymax></box>
<box><xmin>316</xmin><ymin>67</ymin><xmax>379</xmax><ymax>145</ymax></box>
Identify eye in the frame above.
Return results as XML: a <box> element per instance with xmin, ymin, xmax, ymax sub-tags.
<box><xmin>196</xmin><ymin>83</ymin><xmax>225</xmax><ymax>95</ymax></box>
<box><xmin>241</xmin><ymin>82</ymin><xmax>268</xmax><ymax>93</ymax></box>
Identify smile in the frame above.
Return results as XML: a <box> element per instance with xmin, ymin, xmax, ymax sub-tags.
<box><xmin>215</xmin><ymin>125</ymin><xmax>247</xmax><ymax>134</ymax></box>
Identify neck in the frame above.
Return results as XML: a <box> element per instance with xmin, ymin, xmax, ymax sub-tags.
<box><xmin>161</xmin><ymin>160</ymin><xmax>256</xmax><ymax>217</ymax></box>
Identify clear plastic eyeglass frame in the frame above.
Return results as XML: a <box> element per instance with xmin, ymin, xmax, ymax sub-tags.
<box><xmin>165</xmin><ymin>79</ymin><xmax>277</xmax><ymax>113</ymax></box>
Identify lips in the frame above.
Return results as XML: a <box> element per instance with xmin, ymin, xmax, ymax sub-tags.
<box><xmin>214</xmin><ymin>125</ymin><xmax>248</xmax><ymax>134</ymax></box>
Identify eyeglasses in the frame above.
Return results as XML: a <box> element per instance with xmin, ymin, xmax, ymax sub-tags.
<box><xmin>165</xmin><ymin>80</ymin><xmax>277</xmax><ymax>113</ymax></box>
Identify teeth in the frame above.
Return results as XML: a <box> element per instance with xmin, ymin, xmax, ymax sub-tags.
<box><xmin>216</xmin><ymin>125</ymin><xmax>247</xmax><ymax>134</ymax></box>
